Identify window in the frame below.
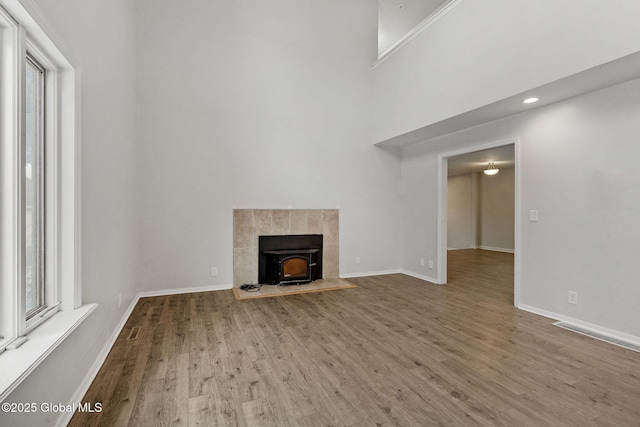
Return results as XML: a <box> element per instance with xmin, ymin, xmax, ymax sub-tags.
<box><xmin>0</xmin><ymin>0</ymin><xmax>88</xmax><ymax>402</ymax></box>
<box><xmin>25</xmin><ymin>53</ymin><xmax>46</xmax><ymax>319</ymax></box>
<box><xmin>0</xmin><ymin>1</ymin><xmax>79</xmax><ymax>354</ymax></box>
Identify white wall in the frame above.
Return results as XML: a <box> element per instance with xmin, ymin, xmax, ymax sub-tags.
<box><xmin>447</xmin><ymin>174</ymin><xmax>476</xmax><ymax>249</ymax></box>
<box><xmin>479</xmin><ymin>167</ymin><xmax>514</xmax><ymax>251</ymax></box>
<box><xmin>447</xmin><ymin>169</ymin><xmax>515</xmax><ymax>252</ymax></box>
<box><xmin>6</xmin><ymin>2</ymin><xmax>639</xmax><ymax>424</ymax></box>
<box><xmin>402</xmin><ymin>77</ymin><xmax>640</xmax><ymax>339</ymax></box>
<box><xmin>135</xmin><ymin>0</ymin><xmax>402</xmax><ymax>291</ymax></box>
<box><xmin>0</xmin><ymin>0</ymin><xmax>139</xmax><ymax>425</ymax></box>
<box><xmin>373</xmin><ymin>0</ymin><xmax>640</xmax><ymax>143</ymax></box>
<box><xmin>2</xmin><ymin>2</ymin><xmax>400</xmax><ymax>423</ymax></box>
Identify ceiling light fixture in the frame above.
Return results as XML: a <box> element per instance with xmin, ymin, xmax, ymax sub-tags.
<box><xmin>523</xmin><ymin>97</ymin><xmax>539</xmax><ymax>104</ymax></box>
<box><xmin>397</xmin><ymin>3</ymin><xmax>406</xmax><ymax>9</ymax></box>
<box><xmin>484</xmin><ymin>162</ymin><xmax>499</xmax><ymax>176</ymax></box>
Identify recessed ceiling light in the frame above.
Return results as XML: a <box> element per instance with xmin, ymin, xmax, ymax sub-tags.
<box><xmin>523</xmin><ymin>97</ymin><xmax>539</xmax><ymax>104</ymax></box>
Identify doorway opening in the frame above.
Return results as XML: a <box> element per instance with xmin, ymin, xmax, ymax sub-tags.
<box><xmin>437</xmin><ymin>139</ymin><xmax>520</xmax><ymax>306</ymax></box>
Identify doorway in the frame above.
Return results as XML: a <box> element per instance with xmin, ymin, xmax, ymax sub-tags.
<box><xmin>437</xmin><ymin>139</ymin><xmax>521</xmax><ymax>306</ymax></box>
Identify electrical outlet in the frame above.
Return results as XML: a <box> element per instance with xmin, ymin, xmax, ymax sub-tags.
<box><xmin>428</xmin><ymin>260</ymin><xmax>434</xmax><ymax>269</ymax></box>
<box><xmin>530</xmin><ymin>210</ymin><xmax>539</xmax><ymax>222</ymax></box>
<box><xmin>118</xmin><ymin>293</ymin><xmax>122</xmax><ymax>308</ymax></box>
<box><xmin>211</xmin><ymin>267</ymin><xmax>218</xmax><ymax>277</ymax></box>
<box><xmin>355</xmin><ymin>256</ymin><xmax>361</xmax><ymax>265</ymax></box>
<box><xmin>568</xmin><ymin>291</ymin><xmax>578</xmax><ymax>305</ymax></box>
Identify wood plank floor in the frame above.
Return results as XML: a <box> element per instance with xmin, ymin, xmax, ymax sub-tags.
<box><xmin>70</xmin><ymin>249</ymin><xmax>640</xmax><ymax>426</ymax></box>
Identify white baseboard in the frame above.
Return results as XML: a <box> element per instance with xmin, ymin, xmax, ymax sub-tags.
<box><xmin>400</xmin><ymin>270</ymin><xmax>440</xmax><ymax>284</ymax></box>
<box><xmin>340</xmin><ymin>269</ymin><xmax>401</xmax><ymax>279</ymax></box>
<box><xmin>518</xmin><ymin>304</ymin><xmax>640</xmax><ymax>349</ymax></box>
<box><xmin>137</xmin><ymin>283</ymin><xmax>233</xmax><ymax>298</ymax></box>
<box><xmin>340</xmin><ymin>269</ymin><xmax>440</xmax><ymax>285</ymax></box>
<box><xmin>479</xmin><ymin>246</ymin><xmax>515</xmax><ymax>254</ymax></box>
<box><xmin>56</xmin><ymin>283</ymin><xmax>233</xmax><ymax>427</ymax></box>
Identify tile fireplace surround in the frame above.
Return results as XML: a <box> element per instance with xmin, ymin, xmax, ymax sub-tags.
<box><xmin>233</xmin><ymin>209</ymin><xmax>339</xmax><ymax>287</ymax></box>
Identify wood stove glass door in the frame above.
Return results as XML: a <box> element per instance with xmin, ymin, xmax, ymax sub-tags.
<box><xmin>282</xmin><ymin>256</ymin><xmax>308</xmax><ymax>279</ymax></box>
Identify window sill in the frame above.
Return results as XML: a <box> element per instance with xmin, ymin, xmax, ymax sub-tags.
<box><xmin>0</xmin><ymin>304</ymin><xmax>97</xmax><ymax>402</ymax></box>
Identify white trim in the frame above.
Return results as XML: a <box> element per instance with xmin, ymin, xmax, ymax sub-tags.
<box><xmin>0</xmin><ymin>4</ymin><xmax>22</xmax><ymax>345</ymax></box>
<box><xmin>15</xmin><ymin>22</ymin><xmax>26</xmax><ymax>335</ymax></box>
<box><xmin>518</xmin><ymin>304</ymin><xmax>640</xmax><ymax>349</ymax></box>
<box><xmin>137</xmin><ymin>283</ymin><xmax>232</xmax><ymax>298</ymax></box>
<box><xmin>68</xmin><ymin>66</ymin><xmax>81</xmax><ymax>310</ymax></box>
<box><xmin>340</xmin><ymin>269</ymin><xmax>401</xmax><ymax>279</ymax></box>
<box><xmin>3</xmin><ymin>0</ymin><xmax>77</xmax><ymax>67</ymax></box>
<box><xmin>478</xmin><ymin>246</ymin><xmax>515</xmax><ymax>254</ymax></box>
<box><xmin>374</xmin><ymin>0</ymin><xmax>464</xmax><ymax>68</ymax></box>
<box><xmin>437</xmin><ymin>138</ymin><xmax>522</xmax><ymax>305</ymax></box>
<box><xmin>437</xmin><ymin>151</ymin><xmax>448</xmax><ymax>285</ymax></box>
<box><xmin>513</xmin><ymin>140</ymin><xmax>522</xmax><ymax>307</ymax></box>
<box><xmin>341</xmin><ymin>270</ymin><xmax>439</xmax><ymax>284</ymax></box>
<box><xmin>5</xmin><ymin>336</ymin><xmax>27</xmax><ymax>350</ymax></box>
<box><xmin>400</xmin><ymin>270</ymin><xmax>439</xmax><ymax>284</ymax></box>
<box><xmin>0</xmin><ymin>304</ymin><xmax>96</xmax><ymax>403</ymax></box>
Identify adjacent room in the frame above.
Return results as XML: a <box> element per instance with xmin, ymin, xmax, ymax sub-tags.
<box><xmin>1</xmin><ymin>0</ymin><xmax>640</xmax><ymax>425</ymax></box>
<box><xmin>446</xmin><ymin>145</ymin><xmax>515</xmax><ymax>303</ymax></box>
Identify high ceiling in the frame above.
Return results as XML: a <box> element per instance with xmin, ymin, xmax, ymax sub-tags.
<box><xmin>447</xmin><ymin>145</ymin><xmax>515</xmax><ymax>176</ymax></box>
<box><xmin>378</xmin><ymin>0</ymin><xmax>450</xmax><ymax>55</ymax></box>
<box><xmin>377</xmin><ymin>2</ymin><xmax>514</xmax><ymax>177</ymax></box>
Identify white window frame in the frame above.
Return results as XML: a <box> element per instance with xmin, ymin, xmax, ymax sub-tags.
<box><xmin>0</xmin><ymin>0</ymin><xmax>80</xmax><ymax>353</ymax></box>
<box><xmin>23</xmin><ymin>42</ymin><xmax>58</xmax><ymax>330</ymax></box>
<box><xmin>24</xmin><ymin>51</ymin><xmax>47</xmax><ymax>322</ymax></box>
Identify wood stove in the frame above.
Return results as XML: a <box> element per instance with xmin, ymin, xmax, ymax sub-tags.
<box><xmin>263</xmin><ymin>249</ymin><xmax>319</xmax><ymax>285</ymax></box>
<box><xmin>259</xmin><ymin>235</ymin><xmax>323</xmax><ymax>285</ymax></box>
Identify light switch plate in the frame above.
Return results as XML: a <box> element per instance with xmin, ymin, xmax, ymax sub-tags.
<box><xmin>530</xmin><ymin>210</ymin><xmax>539</xmax><ymax>222</ymax></box>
